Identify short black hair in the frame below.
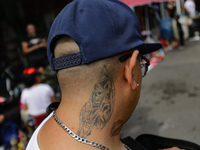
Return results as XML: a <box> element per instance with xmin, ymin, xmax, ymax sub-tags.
<box><xmin>23</xmin><ymin>73</ymin><xmax>39</xmax><ymax>88</ymax></box>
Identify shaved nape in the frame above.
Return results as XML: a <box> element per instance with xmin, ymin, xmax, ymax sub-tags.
<box><xmin>54</xmin><ymin>35</ymin><xmax>79</xmax><ymax>58</ymax></box>
<box><xmin>53</xmin><ymin>35</ymin><xmax>122</xmax><ymax>97</ymax></box>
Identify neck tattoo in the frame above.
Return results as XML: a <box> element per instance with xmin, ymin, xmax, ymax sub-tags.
<box><xmin>53</xmin><ymin>111</ymin><xmax>132</xmax><ymax>150</ymax></box>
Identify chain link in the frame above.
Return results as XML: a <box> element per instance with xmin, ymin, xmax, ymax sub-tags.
<box><xmin>53</xmin><ymin>111</ymin><xmax>110</xmax><ymax>150</ymax></box>
<box><xmin>123</xmin><ymin>144</ymin><xmax>132</xmax><ymax>150</ymax></box>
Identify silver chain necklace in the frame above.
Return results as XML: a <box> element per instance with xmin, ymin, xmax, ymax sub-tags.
<box><xmin>53</xmin><ymin>111</ymin><xmax>132</xmax><ymax>150</ymax></box>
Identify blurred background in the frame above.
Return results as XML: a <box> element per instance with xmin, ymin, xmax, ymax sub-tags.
<box><xmin>0</xmin><ymin>0</ymin><xmax>200</xmax><ymax>149</ymax></box>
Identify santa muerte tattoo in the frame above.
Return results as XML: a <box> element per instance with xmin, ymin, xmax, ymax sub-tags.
<box><xmin>77</xmin><ymin>65</ymin><xmax>115</xmax><ymax>138</ymax></box>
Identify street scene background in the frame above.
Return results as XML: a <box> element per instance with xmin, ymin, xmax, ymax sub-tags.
<box><xmin>122</xmin><ymin>40</ymin><xmax>200</xmax><ymax>145</ymax></box>
<box><xmin>0</xmin><ymin>0</ymin><xmax>200</xmax><ymax>149</ymax></box>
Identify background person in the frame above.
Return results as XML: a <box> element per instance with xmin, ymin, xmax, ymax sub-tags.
<box><xmin>20</xmin><ymin>67</ymin><xmax>56</xmax><ymax>128</ymax></box>
<box><xmin>184</xmin><ymin>0</ymin><xmax>196</xmax><ymax>17</ymax></box>
<box><xmin>0</xmin><ymin>101</ymin><xmax>21</xmax><ymax>147</ymax></box>
<box><xmin>184</xmin><ymin>0</ymin><xmax>200</xmax><ymax>39</ymax></box>
<box><xmin>174</xmin><ymin>15</ymin><xmax>184</xmax><ymax>48</ymax></box>
<box><xmin>21</xmin><ymin>24</ymin><xmax>48</xmax><ymax>68</ymax></box>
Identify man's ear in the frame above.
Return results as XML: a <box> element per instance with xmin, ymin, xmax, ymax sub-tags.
<box><xmin>124</xmin><ymin>50</ymin><xmax>139</xmax><ymax>90</ymax></box>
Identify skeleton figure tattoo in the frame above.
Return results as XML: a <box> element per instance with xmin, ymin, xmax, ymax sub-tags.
<box><xmin>77</xmin><ymin>65</ymin><xmax>115</xmax><ymax>138</ymax></box>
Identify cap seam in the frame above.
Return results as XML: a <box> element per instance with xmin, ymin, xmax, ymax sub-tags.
<box><xmin>99</xmin><ymin>0</ymin><xmax>118</xmax><ymax>46</ymax></box>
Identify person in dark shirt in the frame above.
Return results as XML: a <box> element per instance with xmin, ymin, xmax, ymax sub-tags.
<box><xmin>21</xmin><ymin>24</ymin><xmax>48</xmax><ymax>68</ymax></box>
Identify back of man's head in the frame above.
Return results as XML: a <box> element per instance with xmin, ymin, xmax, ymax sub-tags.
<box><xmin>47</xmin><ymin>0</ymin><xmax>162</xmax><ymax>106</ymax></box>
<box><xmin>47</xmin><ymin>0</ymin><xmax>161</xmax><ymax>72</ymax></box>
<box><xmin>54</xmin><ymin>35</ymin><xmax>121</xmax><ymax>97</ymax></box>
<box><xmin>36</xmin><ymin>1</ymin><xmax>162</xmax><ymax>149</ymax></box>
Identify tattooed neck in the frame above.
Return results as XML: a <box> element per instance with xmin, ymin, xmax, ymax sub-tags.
<box><xmin>77</xmin><ymin>65</ymin><xmax>115</xmax><ymax>138</ymax></box>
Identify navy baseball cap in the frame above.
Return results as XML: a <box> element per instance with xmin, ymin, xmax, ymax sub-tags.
<box><xmin>47</xmin><ymin>0</ymin><xmax>162</xmax><ymax>71</ymax></box>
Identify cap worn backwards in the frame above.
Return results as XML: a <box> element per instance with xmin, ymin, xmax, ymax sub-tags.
<box><xmin>47</xmin><ymin>0</ymin><xmax>162</xmax><ymax>71</ymax></box>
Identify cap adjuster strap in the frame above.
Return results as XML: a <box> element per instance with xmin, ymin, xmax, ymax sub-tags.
<box><xmin>52</xmin><ymin>52</ymin><xmax>82</xmax><ymax>71</ymax></box>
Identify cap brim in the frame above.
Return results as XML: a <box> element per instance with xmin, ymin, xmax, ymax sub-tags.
<box><xmin>138</xmin><ymin>43</ymin><xmax>162</xmax><ymax>55</ymax></box>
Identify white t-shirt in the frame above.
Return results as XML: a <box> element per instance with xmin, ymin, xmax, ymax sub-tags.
<box><xmin>26</xmin><ymin>112</ymin><xmax>53</xmax><ymax>150</ymax></box>
<box><xmin>21</xmin><ymin>84</ymin><xmax>54</xmax><ymax>116</ymax></box>
<box><xmin>184</xmin><ymin>0</ymin><xmax>195</xmax><ymax>15</ymax></box>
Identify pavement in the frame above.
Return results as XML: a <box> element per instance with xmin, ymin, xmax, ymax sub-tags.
<box><xmin>121</xmin><ymin>40</ymin><xmax>200</xmax><ymax>145</ymax></box>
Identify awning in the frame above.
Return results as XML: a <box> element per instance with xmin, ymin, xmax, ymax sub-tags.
<box><xmin>152</xmin><ymin>0</ymin><xmax>169</xmax><ymax>2</ymax></box>
<box><xmin>121</xmin><ymin>0</ymin><xmax>174</xmax><ymax>6</ymax></box>
<box><xmin>120</xmin><ymin>0</ymin><xmax>152</xmax><ymax>7</ymax></box>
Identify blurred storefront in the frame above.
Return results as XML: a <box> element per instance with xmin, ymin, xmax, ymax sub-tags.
<box><xmin>120</xmin><ymin>0</ymin><xmax>190</xmax><ymax>68</ymax></box>
<box><xmin>0</xmin><ymin>0</ymin><xmax>72</xmax><ymax>72</ymax></box>
<box><xmin>0</xmin><ymin>0</ymin><xmax>72</xmax><ymax>42</ymax></box>
<box><xmin>121</xmin><ymin>0</ymin><xmax>180</xmax><ymax>40</ymax></box>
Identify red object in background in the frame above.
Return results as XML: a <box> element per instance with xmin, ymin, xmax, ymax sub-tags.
<box><xmin>0</xmin><ymin>97</ymin><xmax>5</xmax><ymax>103</ymax></box>
<box><xmin>120</xmin><ymin>0</ymin><xmax>151</xmax><ymax>6</ymax></box>
<box><xmin>159</xmin><ymin>38</ymin><xmax>167</xmax><ymax>47</ymax></box>
<box><xmin>33</xmin><ymin>113</ymin><xmax>47</xmax><ymax>127</ymax></box>
<box><xmin>120</xmin><ymin>0</ymin><xmax>172</xmax><ymax>6</ymax></box>
<box><xmin>23</xmin><ymin>68</ymin><xmax>36</xmax><ymax>75</ymax></box>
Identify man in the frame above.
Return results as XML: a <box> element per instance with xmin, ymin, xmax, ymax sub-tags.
<box><xmin>184</xmin><ymin>0</ymin><xmax>200</xmax><ymax>39</ymax></box>
<box><xmin>26</xmin><ymin>0</ymin><xmax>192</xmax><ymax>150</ymax></box>
<box><xmin>21</xmin><ymin>24</ymin><xmax>48</xmax><ymax>68</ymax></box>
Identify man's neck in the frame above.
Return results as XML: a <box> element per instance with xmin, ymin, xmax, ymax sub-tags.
<box><xmin>44</xmin><ymin>65</ymin><xmax>129</xmax><ymax>149</ymax></box>
<box><xmin>51</xmin><ymin>99</ymin><xmax>126</xmax><ymax>150</ymax></box>
<box><xmin>38</xmin><ymin>88</ymin><xmax>128</xmax><ymax>150</ymax></box>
